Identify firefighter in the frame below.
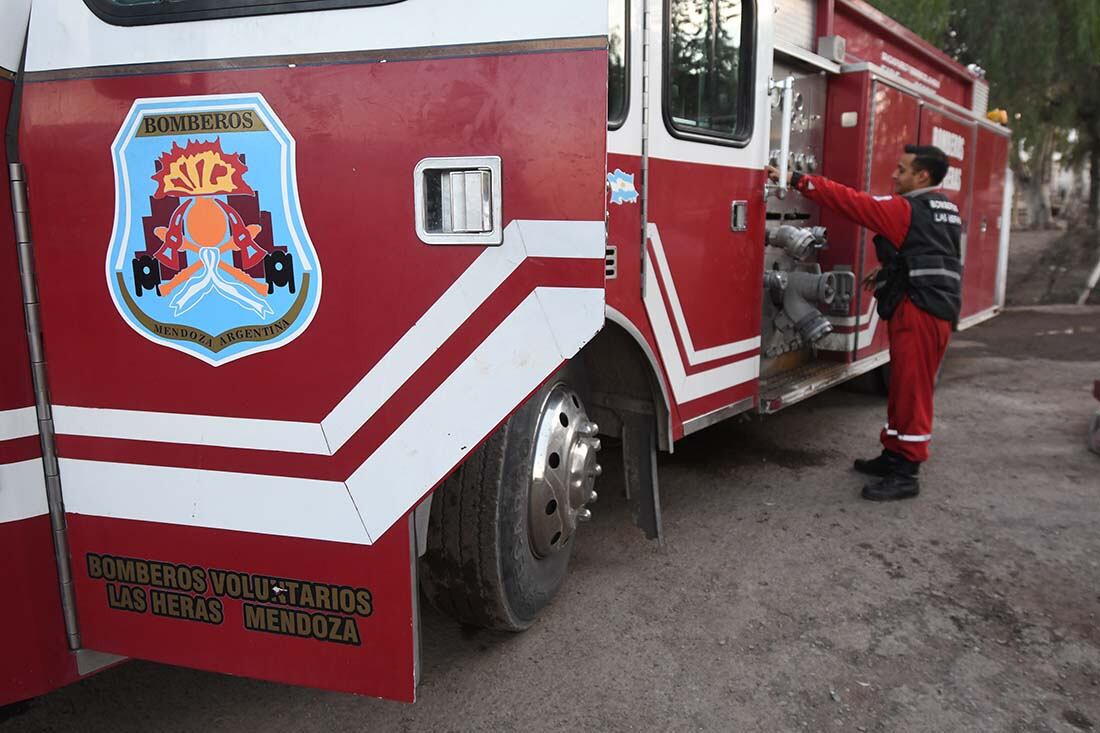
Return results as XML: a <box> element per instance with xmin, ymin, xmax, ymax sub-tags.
<box><xmin>767</xmin><ymin>145</ymin><xmax>963</xmax><ymax>501</ymax></box>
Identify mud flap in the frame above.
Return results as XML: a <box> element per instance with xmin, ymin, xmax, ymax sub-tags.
<box><xmin>622</xmin><ymin>412</ymin><xmax>663</xmax><ymax>543</ymax></box>
<box><xmin>67</xmin><ymin>513</ymin><xmax>420</xmax><ymax>702</ymax></box>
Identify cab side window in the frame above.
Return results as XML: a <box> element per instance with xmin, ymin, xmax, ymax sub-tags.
<box><xmin>84</xmin><ymin>0</ymin><xmax>407</xmax><ymax>25</ymax></box>
<box><xmin>608</xmin><ymin>0</ymin><xmax>630</xmax><ymax>128</ymax></box>
<box><xmin>665</xmin><ymin>0</ymin><xmax>755</xmax><ymax>144</ymax></box>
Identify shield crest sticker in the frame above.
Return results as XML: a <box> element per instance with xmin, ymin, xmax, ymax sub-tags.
<box><xmin>107</xmin><ymin>93</ymin><xmax>321</xmax><ymax>366</ymax></box>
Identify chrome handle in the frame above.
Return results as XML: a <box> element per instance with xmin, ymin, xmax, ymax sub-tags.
<box><xmin>414</xmin><ymin>156</ymin><xmax>503</xmax><ymax>245</ymax></box>
<box><xmin>767</xmin><ymin>76</ymin><xmax>795</xmax><ymax>200</ymax></box>
<box><xmin>730</xmin><ymin>200</ymin><xmax>748</xmax><ymax>232</ymax></box>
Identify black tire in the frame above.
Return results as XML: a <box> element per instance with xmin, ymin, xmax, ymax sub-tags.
<box><xmin>419</xmin><ymin>366</ymin><xmax>581</xmax><ymax>631</ymax></box>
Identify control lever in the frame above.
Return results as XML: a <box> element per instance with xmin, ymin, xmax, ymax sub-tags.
<box><xmin>766</xmin><ymin>76</ymin><xmax>795</xmax><ymax>200</ymax></box>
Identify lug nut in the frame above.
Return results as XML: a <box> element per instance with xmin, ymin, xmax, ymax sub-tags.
<box><xmin>591</xmin><ymin>464</ymin><xmax>603</xmax><ymax>477</ymax></box>
<box><xmin>579</xmin><ymin>421</ymin><xmax>599</xmax><ymax>437</ymax></box>
<box><xmin>587</xmin><ymin>490</ymin><xmax>598</xmax><ymax>504</ymax></box>
<box><xmin>577</xmin><ymin>508</ymin><xmax>592</xmax><ymax>522</ymax></box>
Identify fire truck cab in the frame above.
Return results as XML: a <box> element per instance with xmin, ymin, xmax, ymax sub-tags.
<box><xmin>1</xmin><ymin>0</ymin><xmax>1010</xmax><ymax>705</ymax></box>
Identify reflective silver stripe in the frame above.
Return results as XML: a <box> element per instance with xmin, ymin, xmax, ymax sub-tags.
<box><xmin>909</xmin><ymin>268</ymin><xmax>961</xmax><ymax>281</ymax></box>
<box><xmin>884</xmin><ymin>426</ymin><xmax>932</xmax><ymax>442</ymax></box>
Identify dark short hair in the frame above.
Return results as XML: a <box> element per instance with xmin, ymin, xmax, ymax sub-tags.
<box><xmin>904</xmin><ymin>145</ymin><xmax>950</xmax><ymax>186</ymax></box>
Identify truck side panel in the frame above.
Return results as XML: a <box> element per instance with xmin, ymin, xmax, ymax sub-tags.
<box><xmin>832</xmin><ymin>0</ymin><xmax>971</xmax><ymax>108</ymax></box>
<box><xmin>19</xmin><ymin>1</ymin><xmax>607</xmax><ymax>702</ymax></box>
<box><xmin>817</xmin><ymin>71</ymin><xmax>876</xmax><ymax>360</ymax></box>
<box><xmin>67</xmin><ymin>514</ymin><xmax>417</xmax><ymax>700</ymax></box>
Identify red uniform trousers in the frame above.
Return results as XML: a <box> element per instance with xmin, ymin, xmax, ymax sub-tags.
<box><xmin>880</xmin><ymin>297</ymin><xmax>952</xmax><ymax>463</ymax></box>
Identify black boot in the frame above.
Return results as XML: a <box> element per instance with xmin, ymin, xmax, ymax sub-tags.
<box><xmin>853</xmin><ymin>449</ymin><xmax>918</xmax><ymax>478</ymax></box>
<box><xmin>862</xmin><ymin>460</ymin><xmax>921</xmax><ymax>502</ymax></box>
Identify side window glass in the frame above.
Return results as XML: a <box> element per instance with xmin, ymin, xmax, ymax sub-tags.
<box><xmin>665</xmin><ymin>0</ymin><xmax>754</xmax><ymax>143</ymax></box>
<box><xmin>608</xmin><ymin>0</ymin><xmax>629</xmax><ymax>128</ymax></box>
<box><xmin>84</xmin><ymin>0</ymin><xmax>407</xmax><ymax>26</ymax></box>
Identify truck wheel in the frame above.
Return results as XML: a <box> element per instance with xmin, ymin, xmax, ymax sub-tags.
<box><xmin>420</xmin><ymin>366</ymin><xmax>602</xmax><ymax>631</ymax></box>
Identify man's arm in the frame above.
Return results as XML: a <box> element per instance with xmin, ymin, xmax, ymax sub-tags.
<box><xmin>767</xmin><ymin>168</ymin><xmax>911</xmax><ymax>247</ymax></box>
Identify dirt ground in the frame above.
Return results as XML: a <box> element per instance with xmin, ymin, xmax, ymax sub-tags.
<box><xmin>1006</xmin><ymin>228</ymin><xmax>1100</xmax><ymax>307</ymax></box>
<box><xmin>3</xmin><ymin>239</ymin><xmax>1099</xmax><ymax>732</ymax></box>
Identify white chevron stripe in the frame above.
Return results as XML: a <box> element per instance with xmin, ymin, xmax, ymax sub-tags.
<box><xmin>0</xmin><ymin>460</ymin><xmax>48</xmax><ymax>524</ymax></box>
<box><xmin>52</xmin><ymin>406</ymin><xmax>328</xmax><ymax>455</ymax></box>
<box><xmin>646</xmin><ymin>225</ymin><xmax>761</xmax><ymax>364</ymax></box>
<box><xmin>322</xmin><ymin>219</ymin><xmax>598</xmax><ymax>451</ymax></box>
<box><xmin>0</xmin><ymin>406</ymin><xmax>38</xmax><ymax>442</ymax></box>
<box><xmin>53</xmin><ymin>219</ymin><xmax>603</xmax><ymax>455</ymax></box>
<box><xmin>347</xmin><ymin>286</ymin><xmax>603</xmax><ymax>540</ymax></box>
<box><xmin>643</xmin><ymin>224</ymin><xmax>759</xmax><ymax>404</ymax></box>
<box><xmin>61</xmin><ymin>458</ymin><xmax>369</xmax><ymax>544</ymax></box>
<box><xmin>61</xmin><ymin>286</ymin><xmax>603</xmax><ymax>545</ymax></box>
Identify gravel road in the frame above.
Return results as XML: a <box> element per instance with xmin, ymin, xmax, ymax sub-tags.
<box><xmin>3</xmin><ymin>305</ymin><xmax>1099</xmax><ymax>733</ymax></box>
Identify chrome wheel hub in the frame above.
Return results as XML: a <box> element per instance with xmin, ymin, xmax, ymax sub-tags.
<box><xmin>528</xmin><ymin>384</ymin><xmax>601</xmax><ymax>558</ymax></box>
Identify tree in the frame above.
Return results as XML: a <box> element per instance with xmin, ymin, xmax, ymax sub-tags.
<box><xmin>951</xmin><ymin>1</ymin><xmax>1099</xmax><ymax>228</ymax></box>
<box><xmin>865</xmin><ymin>0</ymin><xmax>953</xmax><ymax>45</ymax></box>
<box><xmin>869</xmin><ymin>0</ymin><xmax>1100</xmax><ymax>230</ymax></box>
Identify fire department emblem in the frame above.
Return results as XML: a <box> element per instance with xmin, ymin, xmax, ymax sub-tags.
<box><xmin>106</xmin><ymin>94</ymin><xmax>321</xmax><ymax>365</ymax></box>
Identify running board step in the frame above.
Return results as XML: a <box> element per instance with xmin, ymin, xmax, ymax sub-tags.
<box><xmin>759</xmin><ymin>353</ymin><xmax>889</xmax><ymax>414</ymax></box>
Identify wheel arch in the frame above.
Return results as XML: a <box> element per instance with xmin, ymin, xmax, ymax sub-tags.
<box><xmin>578</xmin><ymin>307</ymin><xmax>673</xmax><ymax>452</ymax></box>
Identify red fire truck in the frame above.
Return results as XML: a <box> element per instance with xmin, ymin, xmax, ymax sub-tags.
<box><xmin>2</xmin><ymin>0</ymin><xmax>1010</xmax><ymax>705</ymax></box>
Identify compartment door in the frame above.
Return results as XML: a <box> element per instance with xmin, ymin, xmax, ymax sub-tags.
<box><xmin>960</xmin><ymin>125</ymin><xmax>1010</xmax><ymax>319</ymax></box>
<box><xmin>852</xmin><ymin>81</ymin><xmax>921</xmax><ymax>361</ymax></box>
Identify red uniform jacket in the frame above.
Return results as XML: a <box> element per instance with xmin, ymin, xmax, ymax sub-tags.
<box><xmin>793</xmin><ymin>174</ymin><xmax>912</xmax><ymax>249</ymax></box>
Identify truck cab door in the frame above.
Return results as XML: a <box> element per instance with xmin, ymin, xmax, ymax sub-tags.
<box><xmin>640</xmin><ymin>0</ymin><xmax>770</xmax><ymax>430</ymax></box>
<box><xmin>18</xmin><ymin>0</ymin><xmax>608</xmax><ymax>703</ymax></box>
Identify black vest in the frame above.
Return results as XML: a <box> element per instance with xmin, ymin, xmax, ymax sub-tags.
<box><xmin>873</xmin><ymin>191</ymin><xmax>964</xmax><ymax>325</ymax></box>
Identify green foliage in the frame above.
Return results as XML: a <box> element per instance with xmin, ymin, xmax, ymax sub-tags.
<box><xmin>864</xmin><ymin>0</ymin><xmax>953</xmax><ymax>45</ymax></box>
<box><xmin>869</xmin><ymin>0</ymin><xmax>1100</xmax><ymax>216</ymax></box>
<box><xmin>866</xmin><ymin>0</ymin><xmax>1100</xmax><ymax>131</ymax></box>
